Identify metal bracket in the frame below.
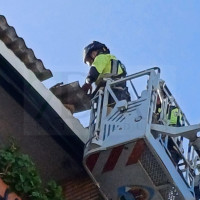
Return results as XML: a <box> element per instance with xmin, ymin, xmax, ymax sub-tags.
<box><xmin>151</xmin><ymin>123</ymin><xmax>200</xmax><ymax>141</ymax></box>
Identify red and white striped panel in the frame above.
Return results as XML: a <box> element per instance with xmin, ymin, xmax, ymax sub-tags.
<box><xmin>85</xmin><ymin>139</ymin><xmax>146</xmax><ymax>175</ymax></box>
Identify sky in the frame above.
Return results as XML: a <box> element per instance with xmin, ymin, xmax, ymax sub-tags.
<box><xmin>1</xmin><ymin>0</ymin><xmax>200</xmax><ymax>125</ymax></box>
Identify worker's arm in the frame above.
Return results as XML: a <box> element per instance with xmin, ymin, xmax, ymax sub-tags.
<box><xmin>85</xmin><ymin>66</ymin><xmax>99</xmax><ymax>84</ymax></box>
<box><xmin>82</xmin><ymin>66</ymin><xmax>99</xmax><ymax>94</ymax></box>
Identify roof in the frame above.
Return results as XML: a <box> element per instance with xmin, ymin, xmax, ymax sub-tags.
<box><xmin>0</xmin><ymin>15</ymin><xmax>52</xmax><ymax>81</ymax></box>
<box><xmin>0</xmin><ymin>39</ymin><xmax>89</xmax><ymax>160</ymax></box>
<box><xmin>0</xmin><ymin>14</ymin><xmax>89</xmax><ymax>166</ymax></box>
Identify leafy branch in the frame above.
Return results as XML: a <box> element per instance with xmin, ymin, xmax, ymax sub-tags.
<box><xmin>0</xmin><ymin>142</ymin><xmax>64</xmax><ymax>200</ymax></box>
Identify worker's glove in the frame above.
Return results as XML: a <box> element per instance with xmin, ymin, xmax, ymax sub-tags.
<box><xmin>82</xmin><ymin>83</ymin><xmax>92</xmax><ymax>94</ymax></box>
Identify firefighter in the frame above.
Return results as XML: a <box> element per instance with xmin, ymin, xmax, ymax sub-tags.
<box><xmin>82</xmin><ymin>41</ymin><xmax>130</xmax><ymax>105</ymax></box>
<box><xmin>168</xmin><ymin>106</ymin><xmax>184</xmax><ymax>127</ymax></box>
<box><xmin>167</xmin><ymin>106</ymin><xmax>184</xmax><ymax>164</ymax></box>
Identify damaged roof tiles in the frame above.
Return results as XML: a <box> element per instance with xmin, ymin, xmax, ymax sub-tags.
<box><xmin>0</xmin><ymin>15</ymin><xmax>52</xmax><ymax>81</ymax></box>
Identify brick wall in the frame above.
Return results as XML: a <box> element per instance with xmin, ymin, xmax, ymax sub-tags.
<box><xmin>62</xmin><ymin>175</ymin><xmax>104</xmax><ymax>200</ymax></box>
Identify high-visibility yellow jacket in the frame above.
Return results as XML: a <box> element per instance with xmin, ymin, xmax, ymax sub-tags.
<box><xmin>91</xmin><ymin>54</ymin><xmax>125</xmax><ymax>85</ymax></box>
<box><xmin>168</xmin><ymin>106</ymin><xmax>183</xmax><ymax>126</ymax></box>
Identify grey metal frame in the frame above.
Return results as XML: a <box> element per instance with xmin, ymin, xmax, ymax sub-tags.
<box><xmin>84</xmin><ymin>67</ymin><xmax>200</xmax><ymax>200</ymax></box>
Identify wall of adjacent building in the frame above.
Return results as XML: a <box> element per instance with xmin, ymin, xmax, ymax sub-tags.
<box><xmin>62</xmin><ymin>175</ymin><xmax>103</xmax><ymax>200</ymax></box>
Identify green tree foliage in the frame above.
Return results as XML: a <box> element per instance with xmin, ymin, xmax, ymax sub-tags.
<box><xmin>0</xmin><ymin>142</ymin><xmax>64</xmax><ymax>200</ymax></box>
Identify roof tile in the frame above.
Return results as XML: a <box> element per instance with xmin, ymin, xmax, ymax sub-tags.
<box><xmin>0</xmin><ymin>15</ymin><xmax>52</xmax><ymax>81</ymax></box>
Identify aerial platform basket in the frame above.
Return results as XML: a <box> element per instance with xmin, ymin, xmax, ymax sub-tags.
<box><xmin>83</xmin><ymin>67</ymin><xmax>200</xmax><ymax>200</ymax></box>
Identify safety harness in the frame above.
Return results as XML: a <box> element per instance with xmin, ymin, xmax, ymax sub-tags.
<box><xmin>110</xmin><ymin>59</ymin><xmax>127</xmax><ymax>78</ymax></box>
